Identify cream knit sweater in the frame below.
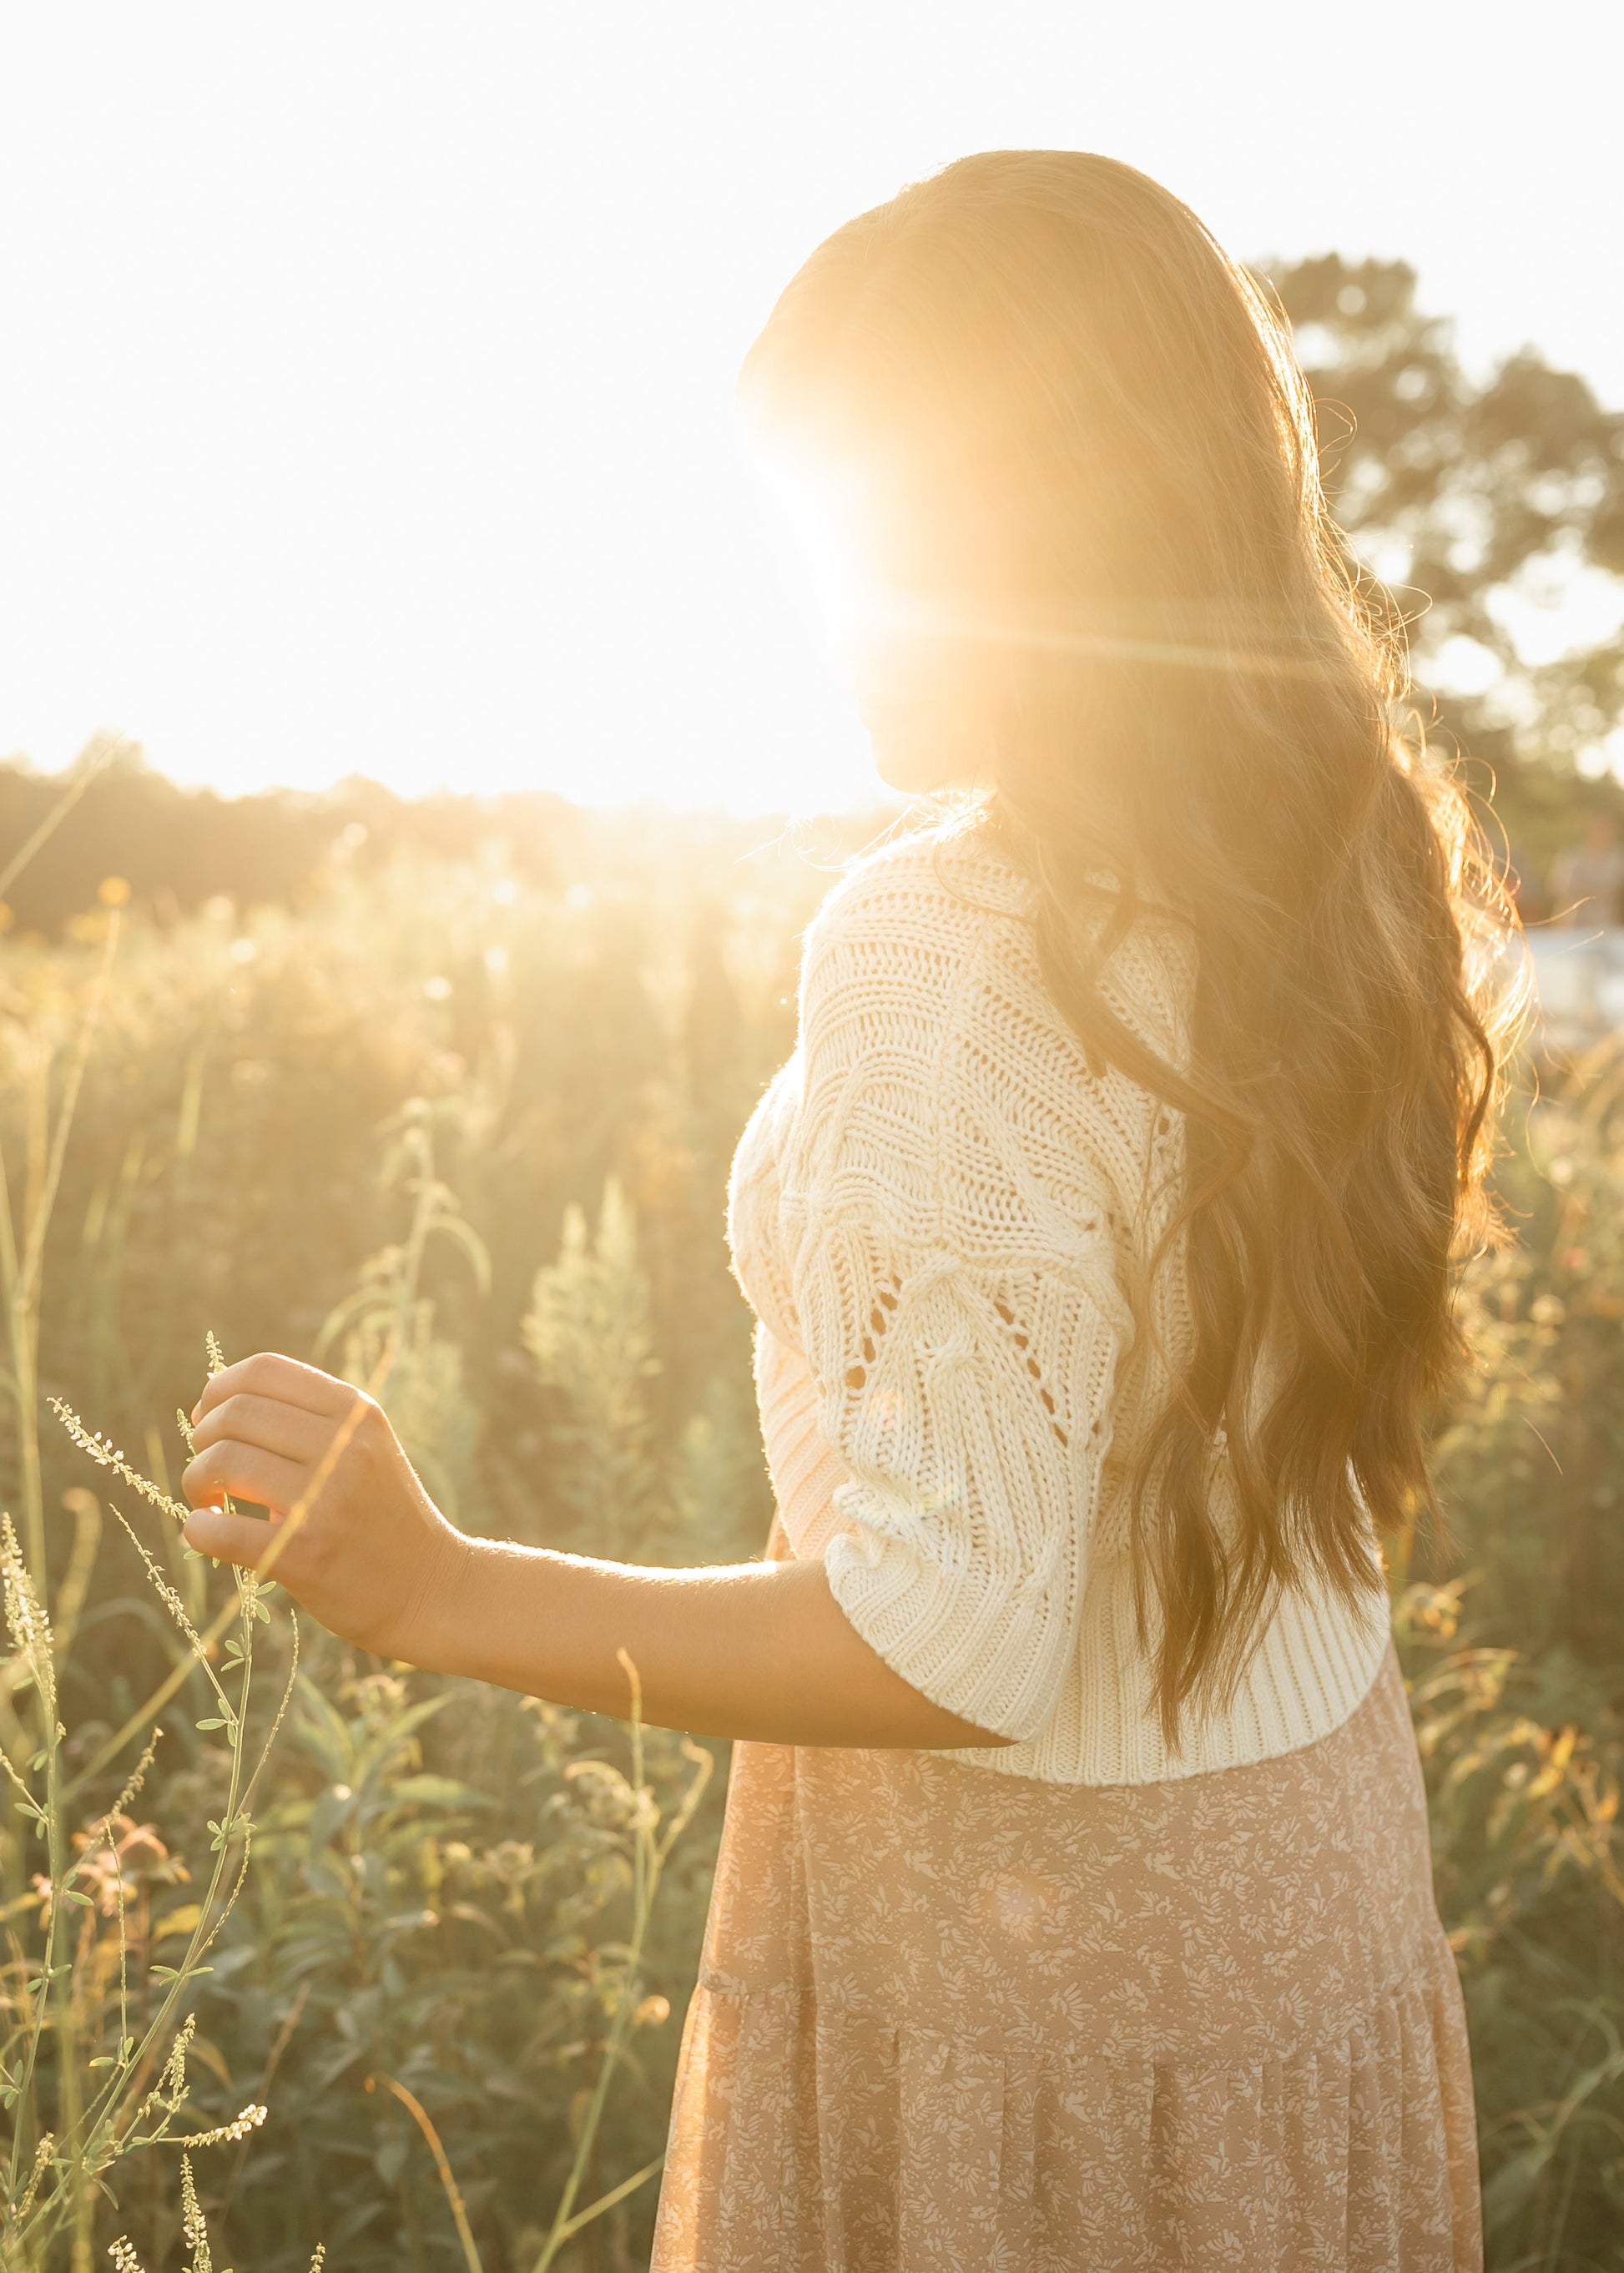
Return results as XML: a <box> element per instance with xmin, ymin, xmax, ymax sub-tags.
<box><xmin>727</xmin><ymin>823</ymin><xmax>1391</xmax><ymax>1785</ymax></box>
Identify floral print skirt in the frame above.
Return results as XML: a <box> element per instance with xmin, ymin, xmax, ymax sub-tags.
<box><xmin>650</xmin><ymin>1641</ymin><xmax>1480</xmax><ymax>2272</ymax></box>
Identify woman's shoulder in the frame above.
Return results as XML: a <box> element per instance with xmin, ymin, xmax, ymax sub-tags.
<box><xmin>799</xmin><ymin>818</ymin><xmax>1038</xmax><ymax>1003</ymax></box>
<box><xmin>793</xmin><ymin>815</ymin><xmax>1196</xmax><ymax>1174</ymax></box>
<box><xmin>809</xmin><ymin>815</ymin><xmax>1038</xmax><ymax>924</ymax></box>
<box><xmin>799</xmin><ymin>815</ymin><xmax>1190</xmax><ymax>1039</ymax></box>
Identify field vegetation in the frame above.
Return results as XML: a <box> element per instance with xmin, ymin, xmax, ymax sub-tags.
<box><xmin>0</xmin><ymin>798</ymin><xmax>1616</xmax><ymax>2270</ymax></box>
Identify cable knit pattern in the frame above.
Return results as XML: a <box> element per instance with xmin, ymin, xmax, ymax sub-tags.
<box><xmin>728</xmin><ymin>824</ymin><xmax>1391</xmax><ymax>1784</ymax></box>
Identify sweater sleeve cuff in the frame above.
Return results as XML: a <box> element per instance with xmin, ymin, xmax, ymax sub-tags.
<box><xmin>823</xmin><ymin>1496</ymin><xmax>1070</xmax><ymax>1744</ymax></box>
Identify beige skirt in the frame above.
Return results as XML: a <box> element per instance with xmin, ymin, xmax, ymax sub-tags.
<box><xmin>650</xmin><ymin>1641</ymin><xmax>1480</xmax><ymax>2272</ymax></box>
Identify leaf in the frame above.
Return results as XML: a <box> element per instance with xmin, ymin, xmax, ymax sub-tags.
<box><xmin>428</xmin><ymin>1207</ymin><xmax>494</xmax><ymax>1296</ymax></box>
<box><xmin>154</xmin><ymin>1903</ymin><xmax>205</xmax><ymax>1944</ymax></box>
<box><xmin>350</xmin><ymin>1689</ymin><xmax>455</xmax><ymax>1787</ymax></box>
<box><xmin>186</xmin><ymin>2030</ymin><xmax>235</xmax><ymax>2090</ymax></box>
<box><xmin>292</xmin><ymin>1673</ymin><xmax>356</xmax><ymax>1771</ymax></box>
<box><xmin>384</xmin><ymin>1775</ymin><xmax>499</xmax><ymax>1812</ymax></box>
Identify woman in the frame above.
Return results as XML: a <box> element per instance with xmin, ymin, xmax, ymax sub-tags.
<box><xmin>182</xmin><ymin>153</ymin><xmax>1512</xmax><ymax>2270</ymax></box>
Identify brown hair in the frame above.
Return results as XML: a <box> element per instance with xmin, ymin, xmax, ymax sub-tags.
<box><xmin>740</xmin><ymin>150</ymin><xmax>1522</xmax><ymax>1745</ymax></box>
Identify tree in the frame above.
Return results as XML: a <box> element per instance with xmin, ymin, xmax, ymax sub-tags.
<box><xmin>1270</xmin><ymin>255</ymin><xmax>1624</xmax><ymax>871</ymax></box>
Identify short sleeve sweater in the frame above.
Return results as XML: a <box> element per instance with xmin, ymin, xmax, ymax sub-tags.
<box><xmin>726</xmin><ymin>823</ymin><xmax>1391</xmax><ymax>1786</ymax></box>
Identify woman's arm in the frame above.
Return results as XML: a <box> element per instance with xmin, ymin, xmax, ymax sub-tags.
<box><xmin>179</xmin><ymin>1352</ymin><xmax>1011</xmax><ymax>1751</ymax></box>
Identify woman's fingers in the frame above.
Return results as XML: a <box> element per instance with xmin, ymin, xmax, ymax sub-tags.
<box><xmin>182</xmin><ymin>1437</ymin><xmax>312</xmax><ymax>1518</ymax></box>
<box><xmin>182</xmin><ymin>1504</ymin><xmax>283</xmax><ymax>1574</ymax></box>
<box><xmin>174</xmin><ymin>1362</ymin><xmax>446</xmax><ymax>1661</ymax></box>
<box><xmin>189</xmin><ymin>1392</ymin><xmax>333</xmax><ymax>1466</ymax></box>
<box><xmin>192</xmin><ymin>1353</ymin><xmax>360</xmax><ymax>1427</ymax></box>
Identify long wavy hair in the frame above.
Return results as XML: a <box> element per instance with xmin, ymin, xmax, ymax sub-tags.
<box><xmin>740</xmin><ymin>150</ymin><xmax>1523</xmax><ymax>1746</ymax></box>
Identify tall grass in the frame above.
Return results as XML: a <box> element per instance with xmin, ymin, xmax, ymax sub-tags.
<box><xmin>0</xmin><ymin>809</ymin><xmax>1617</xmax><ymax>2265</ymax></box>
<box><xmin>0</xmin><ymin>775</ymin><xmax>307</xmax><ymax>2268</ymax></box>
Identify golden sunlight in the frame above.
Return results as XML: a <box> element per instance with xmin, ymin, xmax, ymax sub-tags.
<box><xmin>2</xmin><ymin>10</ymin><xmax>1618</xmax><ymax>811</ymax></box>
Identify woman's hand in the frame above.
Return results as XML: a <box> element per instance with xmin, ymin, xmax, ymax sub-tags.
<box><xmin>180</xmin><ymin>1352</ymin><xmax>468</xmax><ymax>1662</ymax></box>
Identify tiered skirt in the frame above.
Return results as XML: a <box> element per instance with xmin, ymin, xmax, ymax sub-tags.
<box><xmin>651</xmin><ymin>1642</ymin><xmax>1480</xmax><ymax>2271</ymax></box>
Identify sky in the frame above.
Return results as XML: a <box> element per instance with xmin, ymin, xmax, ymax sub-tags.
<box><xmin>3</xmin><ymin>3</ymin><xmax>1621</xmax><ymax>814</ymax></box>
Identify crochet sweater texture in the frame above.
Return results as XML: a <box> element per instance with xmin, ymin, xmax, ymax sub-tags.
<box><xmin>727</xmin><ymin>824</ymin><xmax>1391</xmax><ymax>1785</ymax></box>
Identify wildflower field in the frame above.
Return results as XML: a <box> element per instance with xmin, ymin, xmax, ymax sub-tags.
<box><xmin>0</xmin><ymin>778</ymin><xmax>1620</xmax><ymax>2271</ymax></box>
